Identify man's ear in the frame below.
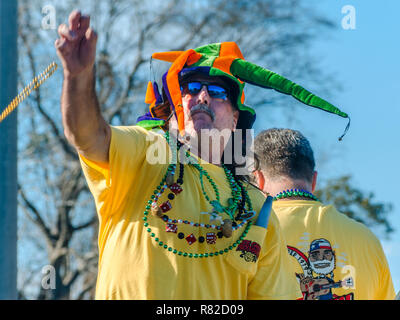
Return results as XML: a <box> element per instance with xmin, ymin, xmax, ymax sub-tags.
<box><xmin>311</xmin><ymin>171</ymin><xmax>318</xmax><ymax>193</ymax></box>
<box><xmin>253</xmin><ymin>170</ymin><xmax>265</xmax><ymax>192</ymax></box>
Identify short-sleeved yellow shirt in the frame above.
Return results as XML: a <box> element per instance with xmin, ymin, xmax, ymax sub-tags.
<box><xmin>80</xmin><ymin>125</ymin><xmax>302</xmax><ymax>300</ymax></box>
<box><xmin>273</xmin><ymin>200</ymin><xmax>395</xmax><ymax>300</ymax></box>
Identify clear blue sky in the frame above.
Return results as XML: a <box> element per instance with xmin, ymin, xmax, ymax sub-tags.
<box><xmin>256</xmin><ymin>0</ymin><xmax>400</xmax><ymax>293</ymax></box>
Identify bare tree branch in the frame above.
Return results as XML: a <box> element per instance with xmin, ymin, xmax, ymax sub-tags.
<box><xmin>76</xmin><ymin>281</ymin><xmax>96</xmax><ymax>300</ymax></box>
<box><xmin>18</xmin><ymin>184</ymin><xmax>54</xmax><ymax>245</ymax></box>
<box><xmin>72</xmin><ymin>215</ymin><xmax>97</xmax><ymax>232</ymax></box>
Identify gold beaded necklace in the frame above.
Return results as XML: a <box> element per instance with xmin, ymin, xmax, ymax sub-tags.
<box><xmin>0</xmin><ymin>62</ymin><xmax>57</xmax><ymax>124</ymax></box>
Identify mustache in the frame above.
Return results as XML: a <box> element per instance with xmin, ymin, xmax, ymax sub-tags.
<box><xmin>189</xmin><ymin>104</ymin><xmax>215</xmax><ymax>121</ymax></box>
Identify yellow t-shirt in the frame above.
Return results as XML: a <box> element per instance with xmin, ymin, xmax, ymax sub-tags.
<box><xmin>79</xmin><ymin>125</ymin><xmax>301</xmax><ymax>300</ymax></box>
<box><xmin>273</xmin><ymin>200</ymin><xmax>395</xmax><ymax>300</ymax></box>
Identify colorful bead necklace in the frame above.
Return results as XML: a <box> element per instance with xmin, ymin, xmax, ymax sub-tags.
<box><xmin>141</xmin><ymin>132</ymin><xmax>255</xmax><ymax>258</ymax></box>
<box><xmin>154</xmin><ymin>132</ymin><xmax>255</xmax><ymax>235</ymax></box>
<box><xmin>151</xmin><ymin>160</ymin><xmax>253</xmax><ymax>234</ymax></box>
<box><xmin>273</xmin><ymin>189</ymin><xmax>319</xmax><ymax>201</ymax></box>
<box><xmin>165</xmin><ymin>131</ymin><xmax>253</xmax><ymax>221</ymax></box>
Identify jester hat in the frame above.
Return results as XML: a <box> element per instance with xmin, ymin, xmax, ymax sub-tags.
<box><xmin>137</xmin><ymin>42</ymin><xmax>350</xmax><ymax>139</ymax></box>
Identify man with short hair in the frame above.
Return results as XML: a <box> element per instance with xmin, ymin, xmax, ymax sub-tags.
<box><xmin>55</xmin><ymin>10</ymin><xmax>347</xmax><ymax>299</ymax></box>
<box><xmin>253</xmin><ymin>128</ymin><xmax>396</xmax><ymax>300</ymax></box>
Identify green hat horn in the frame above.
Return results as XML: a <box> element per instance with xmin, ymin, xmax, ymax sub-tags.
<box><xmin>231</xmin><ymin>59</ymin><xmax>350</xmax><ymax>140</ymax></box>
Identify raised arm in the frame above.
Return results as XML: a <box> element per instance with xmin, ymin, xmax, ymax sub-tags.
<box><xmin>55</xmin><ymin>10</ymin><xmax>111</xmax><ymax>163</ymax></box>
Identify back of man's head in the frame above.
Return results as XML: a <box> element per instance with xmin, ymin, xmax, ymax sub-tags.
<box><xmin>254</xmin><ymin>128</ymin><xmax>315</xmax><ymax>183</ymax></box>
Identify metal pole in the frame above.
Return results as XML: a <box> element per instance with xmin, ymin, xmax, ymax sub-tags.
<box><xmin>0</xmin><ymin>0</ymin><xmax>18</xmax><ymax>300</ymax></box>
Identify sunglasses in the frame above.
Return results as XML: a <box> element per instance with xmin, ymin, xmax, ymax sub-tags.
<box><xmin>180</xmin><ymin>81</ymin><xmax>229</xmax><ymax>100</ymax></box>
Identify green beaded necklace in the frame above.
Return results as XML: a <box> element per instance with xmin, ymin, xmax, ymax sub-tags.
<box><xmin>273</xmin><ymin>189</ymin><xmax>319</xmax><ymax>201</ymax></box>
<box><xmin>166</xmin><ymin>131</ymin><xmax>252</xmax><ymax>220</ymax></box>
<box><xmin>141</xmin><ymin>132</ymin><xmax>255</xmax><ymax>258</ymax></box>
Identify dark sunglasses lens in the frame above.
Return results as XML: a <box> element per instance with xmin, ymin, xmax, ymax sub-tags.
<box><xmin>187</xmin><ymin>82</ymin><xmax>202</xmax><ymax>95</ymax></box>
<box><xmin>181</xmin><ymin>82</ymin><xmax>228</xmax><ymax>100</ymax></box>
<box><xmin>207</xmin><ymin>85</ymin><xmax>227</xmax><ymax>99</ymax></box>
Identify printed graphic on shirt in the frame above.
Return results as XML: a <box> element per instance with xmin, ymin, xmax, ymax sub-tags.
<box><xmin>288</xmin><ymin>238</ymin><xmax>354</xmax><ymax>300</ymax></box>
<box><xmin>236</xmin><ymin>240</ymin><xmax>261</xmax><ymax>262</ymax></box>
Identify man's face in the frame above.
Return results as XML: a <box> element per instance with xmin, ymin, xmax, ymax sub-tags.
<box><xmin>179</xmin><ymin>74</ymin><xmax>239</xmax><ymax>137</ymax></box>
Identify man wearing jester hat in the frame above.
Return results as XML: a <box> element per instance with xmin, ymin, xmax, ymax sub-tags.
<box><xmin>55</xmin><ymin>10</ymin><xmax>348</xmax><ymax>300</ymax></box>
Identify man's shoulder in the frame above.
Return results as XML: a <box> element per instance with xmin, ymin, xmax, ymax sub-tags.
<box><xmin>323</xmin><ymin>204</ymin><xmax>380</xmax><ymax>241</ymax></box>
<box><xmin>312</xmin><ymin>203</ymin><xmax>380</xmax><ymax>240</ymax></box>
<box><xmin>273</xmin><ymin>201</ymin><xmax>381</xmax><ymax>243</ymax></box>
<box><xmin>320</xmin><ymin>204</ymin><xmax>385</xmax><ymax>250</ymax></box>
<box><xmin>109</xmin><ymin>125</ymin><xmax>166</xmax><ymax>148</ymax></box>
<box><xmin>110</xmin><ymin>125</ymin><xmax>163</xmax><ymax>138</ymax></box>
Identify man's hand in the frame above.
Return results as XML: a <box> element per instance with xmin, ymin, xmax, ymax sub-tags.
<box><xmin>55</xmin><ymin>10</ymin><xmax>97</xmax><ymax>78</ymax></box>
<box><xmin>57</xmin><ymin>10</ymin><xmax>110</xmax><ymax>164</ymax></box>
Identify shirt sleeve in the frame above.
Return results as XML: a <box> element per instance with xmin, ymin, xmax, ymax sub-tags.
<box><xmin>247</xmin><ymin>210</ymin><xmax>303</xmax><ymax>300</ymax></box>
<box><xmin>79</xmin><ymin>125</ymin><xmax>166</xmax><ymax>220</ymax></box>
